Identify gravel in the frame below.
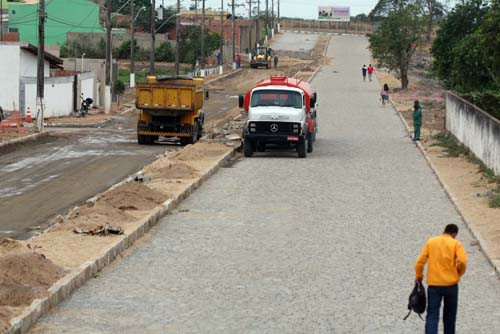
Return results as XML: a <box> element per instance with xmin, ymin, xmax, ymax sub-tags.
<box><xmin>30</xmin><ymin>34</ymin><xmax>500</xmax><ymax>334</ymax></box>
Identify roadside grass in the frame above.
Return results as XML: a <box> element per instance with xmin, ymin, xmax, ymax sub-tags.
<box><xmin>433</xmin><ymin>132</ymin><xmax>500</xmax><ymax>208</ymax></box>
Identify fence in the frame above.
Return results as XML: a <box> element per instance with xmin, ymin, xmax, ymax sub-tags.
<box><xmin>446</xmin><ymin>91</ymin><xmax>500</xmax><ymax>175</ymax></box>
<box><xmin>280</xmin><ymin>19</ymin><xmax>374</xmax><ymax>35</ymax></box>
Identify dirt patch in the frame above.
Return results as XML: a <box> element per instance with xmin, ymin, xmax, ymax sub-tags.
<box><xmin>0</xmin><ymin>239</ymin><xmax>64</xmax><ymax>312</ymax></box>
<box><xmin>45</xmin><ymin>113</ymin><xmax>112</xmax><ymax>126</ymax></box>
<box><xmin>99</xmin><ymin>182</ymin><xmax>168</xmax><ymax>211</ymax></box>
<box><xmin>144</xmin><ymin>160</ymin><xmax>199</xmax><ymax>180</ymax></box>
<box><xmin>174</xmin><ymin>142</ymin><xmax>229</xmax><ymax>161</ymax></box>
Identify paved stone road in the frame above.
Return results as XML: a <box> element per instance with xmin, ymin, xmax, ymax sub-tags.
<box><xmin>31</xmin><ymin>35</ymin><xmax>500</xmax><ymax>333</ymax></box>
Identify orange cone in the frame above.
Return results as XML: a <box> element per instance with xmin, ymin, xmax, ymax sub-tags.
<box><xmin>25</xmin><ymin>107</ymin><xmax>32</xmax><ymax>123</ymax></box>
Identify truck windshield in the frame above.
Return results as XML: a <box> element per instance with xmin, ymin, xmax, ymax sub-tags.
<box><xmin>250</xmin><ymin>90</ymin><xmax>302</xmax><ymax>109</ymax></box>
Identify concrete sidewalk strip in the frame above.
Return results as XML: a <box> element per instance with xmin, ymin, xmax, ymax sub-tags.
<box><xmin>7</xmin><ymin>143</ymin><xmax>238</xmax><ymax>334</ymax></box>
<box><xmin>0</xmin><ymin>132</ymin><xmax>51</xmax><ymax>152</ymax></box>
<box><xmin>44</xmin><ymin>119</ymin><xmax>112</xmax><ymax>129</ymax></box>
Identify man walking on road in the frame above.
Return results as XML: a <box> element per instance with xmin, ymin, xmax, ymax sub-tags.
<box><xmin>415</xmin><ymin>224</ymin><xmax>467</xmax><ymax>334</ymax></box>
<box><xmin>362</xmin><ymin>65</ymin><xmax>367</xmax><ymax>81</ymax></box>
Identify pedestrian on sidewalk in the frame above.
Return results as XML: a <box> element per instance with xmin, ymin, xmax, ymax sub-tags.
<box><xmin>413</xmin><ymin>100</ymin><xmax>422</xmax><ymax>141</ymax></box>
<box><xmin>415</xmin><ymin>224</ymin><xmax>467</xmax><ymax>334</ymax></box>
<box><xmin>367</xmin><ymin>64</ymin><xmax>374</xmax><ymax>81</ymax></box>
<box><xmin>274</xmin><ymin>54</ymin><xmax>279</xmax><ymax>68</ymax></box>
<box><xmin>362</xmin><ymin>65</ymin><xmax>367</xmax><ymax>81</ymax></box>
<box><xmin>380</xmin><ymin>84</ymin><xmax>390</xmax><ymax>105</ymax></box>
<box><xmin>236</xmin><ymin>54</ymin><xmax>241</xmax><ymax>68</ymax></box>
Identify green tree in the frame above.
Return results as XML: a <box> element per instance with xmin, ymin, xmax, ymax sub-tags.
<box><xmin>156</xmin><ymin>42</ymin><xmax>175</xmax><ymax>62</ymax></box>
<box><xmin>431</xmin><ymin>0</ymin><xmax>488</xmax><ymax>85</ymax></box>
<box><xmin>369</xmin><ymin>6</ymin><xmax>424</xmax><ymax>89</ymax></box>
<box><xmin>178</xmin><ymin>26</ymin><xmax>222</xmax><ymax>65</ymax></box>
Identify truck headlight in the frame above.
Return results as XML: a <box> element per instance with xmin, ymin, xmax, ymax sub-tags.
<box><xmin>293</xmin><ymin>123</ymin><xmax>300</xmax><ymax>134</ymax></box>
<box><xmin>249</xmin><ymin>122</ymin><xmax>256</xmax><ymax>132</ymax></box>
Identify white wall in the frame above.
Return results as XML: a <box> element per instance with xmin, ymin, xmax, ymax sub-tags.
<box><xmin>19</xmin><ymin>49</ymin><xmax>50</xmax><ymax>78</ymax></box>
<box><xmin>446</xmin><ymin>92</ymin><xmax>500</xmax><ymax>175</ymax></box>
<box><xmin>0</xmin><ymin>45</ymin><xmax>20</xmax><ymax>112</ymax></box>
<box><xmin>24</xmin><ymin>77</ymin><xmax>75</xmax><ymax>118</ymax></box>
<box><xmin>81</xmin><ymin>77</ymin><xmax>94</xmax><ymax>101</ymax></box>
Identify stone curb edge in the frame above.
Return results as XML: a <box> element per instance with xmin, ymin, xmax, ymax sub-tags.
<box><xmin>388</xmin><ymin>99</ymin><xmax>500</xmax><ymax>278</ymax></box>
<box><xmin>44</xmin><ymin>119</ymin><xmax>112</xmax><ymax>129</ymax></box>
<box><xmin>306</xmin><ymin>34</ymin><xmax>331</xmax><ymax>84</ymax></box>
<box><xmin>0</xmin><ymin>132</ymin><xmax>51</xmax><ymax>152</ymax></box>
<box><xmin>7</xmin><ymin>146</ymin><xmax>238</xmax><ymax>334</ymax></box>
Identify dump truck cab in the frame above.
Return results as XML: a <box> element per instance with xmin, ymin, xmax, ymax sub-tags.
<box><xmin>239</xmin><ymin>75</ymin><xmax>318</xmax><ymax>158</ymax></box>
<box><xmin>135</xmin><ymin>75</ymin><xmax>206</xmax><ymax>145</ymax></box>
<box><xmin>250</xmin><ymin>46</ymin><xmax>272</xmax><ymax>69</ymax></box>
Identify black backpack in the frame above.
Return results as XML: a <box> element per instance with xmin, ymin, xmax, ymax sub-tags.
<box><xmin>404</xmin><ymin>281</ymin><xmax>426</xmax><ymax>320</ymax></box>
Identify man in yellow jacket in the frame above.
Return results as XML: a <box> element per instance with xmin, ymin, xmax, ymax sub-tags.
<box><xmin>415</xmin><ymin>224</ymin><xmax>467</xmax><ymax>334</ymax></box>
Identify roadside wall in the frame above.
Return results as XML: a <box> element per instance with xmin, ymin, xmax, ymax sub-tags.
<box><xmin>446</xmin><ymin>91</ymin><xmax>500</xmax><ymax>175</ymax></box>
<box><xmin>66</xmin><ymin>32</ymin><xmax>173</xmax><ymax>50</ymax></box>
<box><xmin>280</xmin><ymin>19</ymin><xmax>373</xmax><ymax>34</ymax></box>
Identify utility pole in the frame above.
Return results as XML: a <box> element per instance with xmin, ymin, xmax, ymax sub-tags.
<box><xmin>231</xmin><ymin>0</ymin><xmax>235</xmax><ymax>65</ymax></box>
<box><xmin>150</xmin><ymin>0</ymin><xmax>156</xmax><ymax>73</ymax></box>
<box><xmin>220</xmin><ymin>0</ymin><xmax>224</xmax><ymax>65</ymax></box>
<box><xmin>194</xmin><ymin>0</ymin><xmax>198</xmax><ymax>25</ymax></box>
<box><xmin>36</xmin><ymin>0</ymin><xmax>45</xmax><ymax>132</ymax></box>
<box><xmin>105</xmin><ymin>0</ymin><xmax>111</xmax><ymax>114</ymax></box>
<box><xmin>175</xmin><ymin>0</ymin><xmax>180</xmax><ymax>75</ymax></box>
<box><xmin>130</xmin><ymin>0</ymin><xmax>135</xmax><ymax>87</ymax></box>
<box><xmin>247</xmin><ymin>0</ymin><xmax>252</xmax><ymax>53</ymax></box>
<box><xmin>256</xmin><ymin>0</ymin><xmax>260</xmax><ymax>46</ymax></box>
<box><xmin>0</xmin><ymin>0</ymin><xmax>3</xmax><ymax>42</ymax></box>
<box><xmin>271</xmin><ymin>0</ymin><xmax>274</xmax><ymax>32</ymax></box>
<box><xmin>265</xmin><ymin>0</ymin><xmax>268</xmax><ymax>36</ymax></box>
<box><xmin>201</xmin><ymin>0</ymin><xmax>205</xmax><ymax>68</ymax></box>
<box><xmin>278</xmin><ymin>0</ymin><xmax>280</xmax><ymax>23</ymax></box>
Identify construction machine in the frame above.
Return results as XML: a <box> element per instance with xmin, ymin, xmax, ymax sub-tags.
<box><xmin>135</xmin><ymin>75</ymin><xmax>206</xmax><ymax>145</ymax></box>
<box><xmin>250</xmin><ymin>46</ymin><xmax>272</xmax><ymax>69</ymax></box>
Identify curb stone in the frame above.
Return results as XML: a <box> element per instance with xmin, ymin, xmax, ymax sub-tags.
<box><xmin>44</xmin><ymin>119</ymin><xmax>112</xmax><ymax>129</ymax></box>
<box><xmin>388</xmin><ymin>99</ymin><xmax>500</xmax><ymax>279</ymax></box>
<box><xmin>205</xmin><ymin>68</ymin><xmax>243</xmax><ymax>85</ymax></box>
<box><xmin>0</xmin><ymin>132</ymin><xmax>51</xmax><ymax>152</ymax></box>
<box><xmin>7</xmin><ymin>146</ymin><xmax>238</xmax><ymax>334</ymax></box>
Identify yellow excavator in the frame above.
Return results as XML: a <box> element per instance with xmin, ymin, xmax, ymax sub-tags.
<box><xmin>250</xmin><ymin>46</ymin><xmax>272</xmax><ymax>69</ymax></box>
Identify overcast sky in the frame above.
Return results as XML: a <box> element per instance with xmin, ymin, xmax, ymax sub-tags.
<box><xmin>157</xmin><ymin>0</ymin><xmax>380</xmax><ymax>18</ymax></box>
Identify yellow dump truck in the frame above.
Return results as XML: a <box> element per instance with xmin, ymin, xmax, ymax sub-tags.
<box><xmin>250</xmin><ymin>46</ymin><xmax>272</xmax><ymax>69</ymax></box>
<box><xmin>135</xmin><ymin>75</ymin><xmax>206</xmax><ymax>145</ymax></box>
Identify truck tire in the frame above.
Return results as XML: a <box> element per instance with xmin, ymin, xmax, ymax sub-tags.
<box><xmin>297</xmin><ymin>137</ymin><xmax>307</xmax><ymax>158</ymax></box>
<box><xmin>307</xmin><ymin>133</ymin><xmax>314</xmax><ymax>153</ymax></box>
<box><xmin>138</xmin><ymin>135</ymin><xmax>153</xmax><ymax>145</ymax></box>
<box><xmin>244</xmin><ymin>138</ymin><xmax>254</xmax><ymax>157</ymax></box>
<box><xmin>180</xmin><ymin>123</ymin><xmax>199</xmax><ymax>146</ymax></box>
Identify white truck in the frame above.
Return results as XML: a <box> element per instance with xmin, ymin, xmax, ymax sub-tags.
<box><xmin>239</xmin><ymin>75</ymin><xmax>318</xmax><ymax>158</ymax></box>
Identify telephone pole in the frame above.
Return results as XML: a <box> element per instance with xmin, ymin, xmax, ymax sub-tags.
<box><xmin>175</xmin><ymin>0</ymin><xmax>180</xmax><ymax>75</ymax></box>
<box><xmin>150</xmin><ymin>0</ymin><xmax>156</xmax><ymax>73</ymax></box>
<box><xmin>265</xmin><ymin>0</ymin><xmax>268</xmax><ymax>36</ymax></box>
<box><xmin>247</xmin><ymin>1</ymin><xmax>252</xmax><ymax>53</ymax></box>
<box><xmin>201</xmin><ymin>0</ymin><xmax>206</xmax><ymax>68</ymax></box>
<box><xmin>278</xmin><ymin>0</ymin><xmax>280</xmax><ymax>23</ymax></box>
<box><xmin>271</xmin><ymin>0</ymin><xmax>274</xmax><ymax>32</ymax></box>
<box><xmin>0</xmin><ymin>0</ymin><xmax>4</xmax><ymax>42</ymax></box>
<box><xmin>130</xmin><ymin>0</ymin><xmax>135</xmax><ymax>87</ymax></box>
<box><xmin>228</xmin><ymin>1</ymin><xmax>245</xmax><ymax>64</ymax></box>
<box><xmin>104</xmin><ymin>0</ymin><xmax>111</xmax><ymax>113</ymax></box>
<box><xmin>36</xmin><ymin>0</ymin><xmax>46</xmax><ymax>132</ymax></box>
<box><xmin>256</xmin><ymin>0</ymin><xmax>260</xmax><ymax>46</ymax></box>
<box><xmin>220</xmin><ymin>0</ymin><xmax>224</xmax><ymax>65</ymax></box>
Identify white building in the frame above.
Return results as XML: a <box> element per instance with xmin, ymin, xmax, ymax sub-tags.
<box><xmin>0</xmin><ymin>42</ymin><xmax>94</xmax><ymax>118</ymax></box>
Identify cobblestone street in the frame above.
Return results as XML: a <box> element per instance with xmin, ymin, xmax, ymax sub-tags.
<box><xmin>31</xmin><ymin>35</ymin><xmax>500</xmax><ymax>334</ymax></box>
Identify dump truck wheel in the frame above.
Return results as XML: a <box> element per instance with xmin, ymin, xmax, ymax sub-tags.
<box><xmin>297</xmin><ymin>137</ymin><xmax>307</xmax><ymax>158</ymax></box>
<box><xmin>244</xmin><ymin>138</ymin><xmax>254</xmax><ymax>157</ymax></box>
<box><xmin>180</xmin><ymin>123</ymin><xmax>199</xmax><ymax>146</ymax></box>
<box><xmin>138</xmin><ymin>135</ymin><xmax>148</xmax><ymax>145</ymax></box>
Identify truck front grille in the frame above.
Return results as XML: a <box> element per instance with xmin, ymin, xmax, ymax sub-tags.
<box><xmin>250</xmin><ymin>122</ymin><xmax>298</xmax><ymax>134</ymax></box>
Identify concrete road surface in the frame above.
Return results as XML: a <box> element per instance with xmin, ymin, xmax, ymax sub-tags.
<box><xmin>271</xmin><ymin>32</ymin><xmax>319</xmax><ymax>52</ymax></box>
<box><xmin>31</xmin><ymin>35</ymin><xmax>500</xmax><ymax>333</ymax></box>
<box><xmin>0</xmin><ymin>116</ymin><xmax>165</xmax><ymax>239</ymax></box>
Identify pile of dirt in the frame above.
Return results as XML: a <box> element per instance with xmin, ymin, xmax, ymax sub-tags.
<box><xmin>174</xmin><ymin>142</ymin><xmax>228</xmax><ymax>161</ymax></box>
<box><xmin>99</xmin><ymin>182</ymin><xmax>168</xmax><ymax>211</ymax></box>
<box><xmin>144</xmin><ymin>160</ymin><xmax>199</xmax><ymax>180</ymax></box>
<box><xmin>53</xmin><ymin>205</ymin><xmax>133</xmax><ymax>233</ymax></box>
<box><xmin>0</xmin><ymin>238</ymin><xmax>65</xmax><ymax>315</ymax></box>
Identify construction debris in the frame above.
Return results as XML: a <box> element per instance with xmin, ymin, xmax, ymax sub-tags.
<box><xmin>73</xmin><ymin>225</ymin><xmax>124</xmax><ymax>236</ymax></box>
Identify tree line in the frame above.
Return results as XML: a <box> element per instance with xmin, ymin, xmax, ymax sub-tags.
<box><xmin>368</xmin><ymin>0</ymin><xmax>499</xmax><ymax>118</ymax></box>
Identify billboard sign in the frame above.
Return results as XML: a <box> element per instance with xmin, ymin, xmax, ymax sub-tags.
<box><xmin>318</xmin><ymin>6</ymin><xmax>350</xmax><ymax>22</ymax></box>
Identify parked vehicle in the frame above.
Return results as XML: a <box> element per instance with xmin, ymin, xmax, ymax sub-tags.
<box><xmin>250</xmin><ymin>46</ymin><xmax>272</xmax><ymax>69</ymax></box>
<box><xmin>239</xmin><ymin>75</ymin><xmax>318</xmax><ymax>158</ymax></box>
<box><xmin>78</xmin><ymin>94</ymin><xmax>93</xmax><ymax>117</ymax></box>
<box><xmin>135</xmin><ymin>75</ymin><xmax>206</xmax><ymax>145</ymax></box>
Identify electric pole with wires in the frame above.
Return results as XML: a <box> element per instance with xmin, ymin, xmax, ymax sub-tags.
<box><xmin>105</xmin><ymin>0</ymin><xmax>112</xmax><ymax>114</ymax></box>
<box><xmin>220</xmin><ymin>0</ymin><xmax>224</xmax><ymax>66</ymax></box>
<box><xmin>175</xmin><ymin>0</ymin><xmax>180</xmax><ymax>75</ymax></box>
<box><xmin>228</xmin><ymin>1</ymin><xmax>244</xmax><ymax>66</ymax></box>
<box><xmin>35</xmin><ymin>0</ymin><xmax>46</xmax><ymax>132</ymax></box>
<box><xmin>150</xmin><ymin>0</ymin><xmax>156</xmax><ymax>73</ymax></box>
<box><xmin>265</xmin><ymin>0</ymin><xmax>268</xmax><ymax>37</ymax></box>
<box><xmin>201</xmin><ymin>0</ymin><xmax>206</xmax><ymax>69</ymax></box>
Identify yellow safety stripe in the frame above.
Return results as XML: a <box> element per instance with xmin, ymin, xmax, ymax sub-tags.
<box><xmin>138</xmin><ymin>131</ymin><xmax>192</xmax><ymax>137</ymax></box>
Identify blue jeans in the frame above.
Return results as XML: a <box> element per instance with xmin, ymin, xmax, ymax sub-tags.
<box><xmin>426</xmin><ymin>285</ymin><xmax>458</xmax><ymax>334</ymax></box>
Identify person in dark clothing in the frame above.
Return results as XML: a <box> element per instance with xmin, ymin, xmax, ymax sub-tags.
<box><xmin>413</xmin><ymin>100</ymin><xmax>422</xmax><ymax>141</ymax></box>
<box><xmin>0</xmin><ymin>106</ymin><xmax>4</xmax><ymax>123</ymax></box>
<box><xmin>362</xmin><ymin>65</ymin><xmax>367</xmax><ymax>82</ymax></box>
<box><xmin>274</xmin><ymin>54</ymin><xmax>279</xmax><ymax>68</ymax></box>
